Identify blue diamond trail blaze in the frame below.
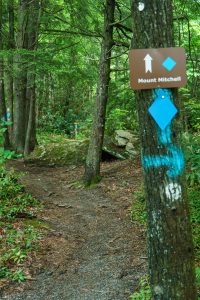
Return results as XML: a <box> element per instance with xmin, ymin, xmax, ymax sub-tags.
<box><xmin>162</xmin><ymin>57</ymin><xmax>177</xmax><ymax>71</ymax></box>
<box><xmin>148</xmin><ymin>91</ymin><xmax>178</xmax><ymax>130</ymax></box>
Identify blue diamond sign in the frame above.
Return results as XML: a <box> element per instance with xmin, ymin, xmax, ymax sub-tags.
<box><xmin>162</xmin><ymin>57</ymin><xmax>177</xmax><ymax>71</ymax></box>
<box><xmin>148</xmin><ymin>93</ymin><xmax>178</xmax><ymax>130</ymax></box>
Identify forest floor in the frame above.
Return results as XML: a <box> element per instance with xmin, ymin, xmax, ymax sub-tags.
<box><xmin>1</xmin><ymin>158</ymin><xmax>147</xmax><ymax>300</ymax></box>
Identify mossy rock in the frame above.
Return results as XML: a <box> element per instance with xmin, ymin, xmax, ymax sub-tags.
<box><xmin>26</xmin><ymin>139</ymin><xmax>89</xmax><ymax>166</ymax></box>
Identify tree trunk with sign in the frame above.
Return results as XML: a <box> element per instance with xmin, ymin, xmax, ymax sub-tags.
<box><xmin>130</xmin><ymin>1</ymin><xmax>196</xmax><ymax>299</ymax></box>
<box><xmin>83</xmin><ymin>0</ymin><xmax>115</xmax><ymax>185</ymax></box>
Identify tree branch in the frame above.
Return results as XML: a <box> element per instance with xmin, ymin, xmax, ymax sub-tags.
<box><xmin>42</xmin><ymin>29</ymin><xmax>102</xmax><ymax>38</ymax></box>
<box><xmin>110</xmin><ymin>68</ymin><xmax>128</xmax><ymax>72</ymax></box>
<box><xmin>115</xmin><ymin>23</ymin><xmax>132</xmax><ymax>33</ymax></box>
<box><xmin>113</xmin><ymin>40</ymin><xmax>130</xmax><ymax>48</ymax></box>
<box><xmin>110</xmin><ymin>14</ymin><xmax>131</xmax><ymax>26</ymax></box>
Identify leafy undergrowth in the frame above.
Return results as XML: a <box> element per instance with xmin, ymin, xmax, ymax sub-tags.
<box><xmin>130</xmin><ymin>276</ymin><xmax>151</xmax><ymax>300</ymax></box>
<box><xmin>189</xmin><ymin>188</ymin><xmax>200</xmax><ymax>265</ymax></box>
<box><xmin>0</xmin><ymin>168</ymin><xmax>44</xmax><ymax>287</ymax></box>
<box><xmin>184</xmin><ymin>132</ymin><xmax>200</xmax><ymax>265</ymax></box>
<box><xmin>184</xmin><ymin>132</ymin><xmax>200</xmax><ymax>187</ymax></box>
<box><xmin>37</xmin><ymin>132</ymin><xmax>75</xmax><ymax>145</ymax></box>
<box><xmin>130</xmin><ymin>187</ymin><xmax>146</xmax><ymax>225</ymax></box>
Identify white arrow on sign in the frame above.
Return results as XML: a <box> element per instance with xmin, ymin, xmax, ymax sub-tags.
<box><xmin>144</xmin><ymin>54</ymin><xmax>153</xmax><ymax>73</ymax></box>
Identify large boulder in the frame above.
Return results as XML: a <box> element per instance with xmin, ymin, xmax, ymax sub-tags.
<box><xmin>104</xmin><ymin>130</ymin><xmax>139</xmax><ymax>159</ymax></box>
<box><xmin>115</xmin><ymin>136</ymin><xmax>128</xmax><ymax>147</ymax></box>
<box><xmin>115</xmin><ymin>130</ymin><xmax>135</xmax><ymax>141</ymax></box>
<box><xmin>125</xmin><ymin>142</ymin><xmax>138</xmax><ymax>157</ymax></box>
<box><xmin>114</xmin><ymin>130</ymin><xmax>138</xmax><ymax>147</ymax></box>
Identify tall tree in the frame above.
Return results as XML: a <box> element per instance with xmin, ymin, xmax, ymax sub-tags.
<box><xmin>13</xmin><ymin>0</ymin><xmax>40</xmax><ymax>154</ymax></box>
<box><xmin>13</xmin><ymin>0</ymin><xmax>29</xmax><ymax>152</ymax></box>
<box><xmin>0</xmin><ymin>0</ymin><xmax>10</xmax><ymax>148</ymax></box>
<box><xmin>130</xmin><ymin>1</ymin><xmax>196</xmax><ymax>299</ymax></box>
<box><xmin>84</xmin><ymin>0</ymin><xmax>115</xmax><ymax>185</ymax></box>
<box><xmin>24</xmin><ymin>0</ymin><xmax>40</xmax><ymax>155</ymax></box>
<box><xmin>7</xmin><ymin>0</ymin><xmax>15</xmax><ymax>132</ymax></box>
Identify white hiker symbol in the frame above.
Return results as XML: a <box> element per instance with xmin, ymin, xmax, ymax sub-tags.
<box><xmin>144</xmin><ymin>54</ymin><xmax>153</xmax><ymax>73</ymax></box>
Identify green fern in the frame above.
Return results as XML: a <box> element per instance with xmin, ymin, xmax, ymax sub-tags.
<box><xmin>196</xmin><ymin>267</ymin><xmax>200</xmax><ymax>286</ymax></box>
<box><xmin>130</xmin><ymin>276</ymin><xmax>151</xmax><ymax>300</ymax></box>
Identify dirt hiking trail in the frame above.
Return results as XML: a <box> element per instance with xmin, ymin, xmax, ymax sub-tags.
<box><xmin>2</xmin><ymin>159</ymin><xmax>146</xmax><ymax>300</ymax></box>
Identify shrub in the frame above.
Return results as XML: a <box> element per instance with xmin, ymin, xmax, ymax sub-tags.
<box><xmin>183</xmin><ymin>132</ymin><xmax>200</xmax><ymax>187</ymax></box>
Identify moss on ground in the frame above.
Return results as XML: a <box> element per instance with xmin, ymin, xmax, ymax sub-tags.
<box><xmin>27</xmin><ymin>138</ymin><xmax>89</xmax><ymax>165</ymax></box>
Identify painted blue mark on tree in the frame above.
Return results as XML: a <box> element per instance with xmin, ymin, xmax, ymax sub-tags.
<box><xmin>167</xmin><ymin>145</ymin><xmax>185</xmax><ymax>177</ymax></box>
<box><xmin>143</xmin><ymin>145</ymin><xmax>185</xmax><ymax>177</ymax></box>
<box><xmin>158</xmin><ymin>125</ymin><xmax>172</xmax><ymax>145</ymax></box>
<box><xmin>142</xmin><ymin>88</ymin><xmax>185</xmax><ymax>178</ymax></box>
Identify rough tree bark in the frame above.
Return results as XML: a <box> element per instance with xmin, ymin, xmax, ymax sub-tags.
<box><xmin>13</xmin><ymin>0</ymin><xmax>40</xmax><ymax>154</ymax></box>
<box><xmin>7</xmin><ymin>0</ymin><xmax>15</xmax><ymax>133</ymax></box>
<box><xmin>24</xmin><ymin>0</ymin><xmax>40</xmax><ymax>155</ymax></box>
<box><xmin>24</xmin><ymin>70</ymin><xmax>37</xmax><ymax>155</ymax></box>
<box><xmin>84</xmin><ymin>0</ymin><xmax>115</xmax><ymax>185</ymax></box>
<box><xmin>62</xmin><ymin>4</ymin><xmax>76</xmax><ymax>123</ymax></box>
<box><xmin>0</xmin><ymin>0</ymin><xmax>10</xmax><ymax>148</ymax></box>
<box><xmin>130</xmin><ymin>1</ymin><xmax>196</xmax><ymax>299</ymax></box>
<box><xmin>12</xmin><ymin>0</ymin><xmax>29</xmax><ymax>152</ymax></box>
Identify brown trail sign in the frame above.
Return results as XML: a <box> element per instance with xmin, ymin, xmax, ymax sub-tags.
<box><xmin>129</xmin><ymin>47</ymin><xmax>187</xmax><ymax>90</ymax></box>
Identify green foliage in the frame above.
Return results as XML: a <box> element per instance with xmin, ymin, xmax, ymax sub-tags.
<box><xmin>37</xmin><ymin>132</ymin><xmax>67</xmax><ymax>145</ymax></box>
<box><xmin>0</xmin><ymin>168</ymin><xmax>42</xmax><ymax>284</ymax></box>
<box><xmin>131</xmin><ymin>187</ymin><xmax>146</xmax><ymax>225</ymax></box>
<box><xmin>0</xmin><ymin>267</ymin><xmax>26</xmax><ymax>283</ymax></box>
<box><xmin>30</xmin><ymin>132</ymin><xmax>88</xmax><ymax>166</ymax></box>
<box><xmin>183</xmin><ymin>132</ymin><xmax>200</xmax><ymax>187</ymax></box>
<box><xmin>130</xmin><ymin>276</ymin><xmax>151</xmax><ymax>300</ymax></box>
<box><xmin>0</xmin><ymin>124</ymin><xmax>16</xmax><ymax>166</ymax></box>
<box><xmin>184</xmin><ymin>98</ymin><xmax>200</xmax><ymax>131</ymax></box>
<box><xmin>38</xmin><ymin>109</ymin><xmax>93</xmax><ymax>139</ymax></box>
<box><xmin>181</xmin><ymin>132</ymin><xmax>200</xmax><ymax>261</ymax></box>
<box><xmin>0</xmin><ymin>169</ymin><xmax>40</xmax><ymax>220</ymax></box>
<box><xmin>196</xmin><ymin>267</ymin><xmax>200</xmax><ymax>286</ymax></box>
<box><xmin>0</xmin><ymin>127</ymin><xmax>39</xmax><ymax>282</ymax></box>
<box><xmin>0</xmin><ymin>225</ymin><xmax>39</xmax><ymax>261</ymax></box>
<box><xmin>106</xmin><ymin>76</ymin><xmax>139</xmax><ymax>136</ymax></box>
<box><xmin>106</xmin><ymin>108</ymin><xmax>138</xmax><ymax>135</ymax></box>
<box><xmin>9</xmin><ymin>269</ymin><xmax>26</xmax><ymax>283</ymax></box>
<box><xmin>38</xmin><ymin>109</ymin><xmax>75</xmax><ymax>135</ymax></box>
<box><xmin>174</xmin><ymin>0</ymin><xmax>200</xmax><ymax>107</ymax></box>
<box><xmin>188</xmin><ymin>188</ymin><xmax>200</xmax><ymax>259</ymax></box>
<box><xmin>189</xmin><ymin>188</ymin><xmax>200</xmax><ymax>224</ymax></box>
